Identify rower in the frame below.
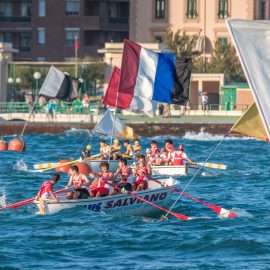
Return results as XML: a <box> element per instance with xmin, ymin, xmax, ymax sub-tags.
<box><xmin>36</xmin><ymin>173</ymin><xmax>60</xmax><ymax>214</ymax></box>
<box><xmin>99</xmin><ymin>140</ymin><xmax>110</xmax><ymax>160</ymax></box>
<box><xmin>110</xmin><ymin>158</ymin><xmax>132</xmax><ymax>195</ymax></box>
<box><xmin>81</xmin><ymin>145</ymin><xmax>92</xmax><ymax>159</ymax></box>
<box><xmin>89</xmin><ymin>161</ymin><xmax>113</xmax><ymax>197</ymax></box>
<box><xmin>66</xmin><ymin>165</ymin><xmax>91</xmax><ymax>199</ymax></box>
<box><xmin>123</xmin><ymin>139</ymin><xmax>133</xmax><ymax>159</ymax></box>
<box><xmin>169</xmin><ymin>145</ymin><xmax>196</xmax><ymax>166</ymax></box>
<box><xmin>146</xmin><ymin>140</ymin><xmax>160</xmax><ymax>164</ymax></box>
<box><xmin>132</xmin><ymin>155</ymin><xmax>151</xmax><ymax>191</ymax></box>
<box><xmin>132</xmin><ymin>139</ymin><xmax>142</xmax><ymax>158</ymax></box>
<box><xmin>110</xmin><ymin>139</ymin><xmax>122</xmax><ymax>160</ymax></box>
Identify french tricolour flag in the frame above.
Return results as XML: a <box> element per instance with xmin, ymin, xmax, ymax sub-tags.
<box><xmin>103</xmin><ymin>39</ymin><xmax>192</xmax><ymax>115</ymax></box>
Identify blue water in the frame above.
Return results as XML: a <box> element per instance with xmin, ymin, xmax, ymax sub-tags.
<box><xmin>0</xmin><ymin>129</ymin><xmax>269</xmax><ymax>270</ymax></box>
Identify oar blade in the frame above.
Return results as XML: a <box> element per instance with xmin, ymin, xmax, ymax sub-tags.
<box><xmin>198</xmin><ymin>162</ymin><xmax>227</xmax><ymax>170</ymax></box>
<box><xmin>172</xmin><ymin>212</ymin><xmax>189</xmax><ymax>220</ymax></box>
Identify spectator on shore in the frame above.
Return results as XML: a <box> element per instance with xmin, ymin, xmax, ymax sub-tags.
<box><xmin>163</xmin><ymin>104</ymin><xmax>171</xmax><ymax>118</ymax></box>
<box><xmin>82</xmin><ymin>94</ymin><xmax>89</xmax><ymax>113</ymax></box>
<box><xmin>202</xmin><ymin>92</ymin><xmax>209</xmax><ymax>115</ymax></box>
<box><xmin>38</xmin><ymin>95</ymin><xmax>46</xmax><ymax>107</ymax></box>
<box><xmin>184</xmin><ymin>101</ymin><xmax>190</xmax><ymax>115</ymax></box>
<box><xmin>48</xmin><ymin>99</ymin><xmax>56</xmax><ymax>122</ymax></box>
<box><xmin>73</xmin><ymin>97</ymin><xmax>82</xmax><ymax>113</ymax></box>
<box><xmin>28</xmin><ymin>96</ymin><xmax>36</xmax><ymax>122</ymax></box>
<box><xmin>18</xmin><ymin>92</ymin><xmax>26</xmax><ymax>102</ymax></box>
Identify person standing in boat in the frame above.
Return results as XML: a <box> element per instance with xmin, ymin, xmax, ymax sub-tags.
<box><xmin>110</xmin><ymin>158</ymin><xmax>132</xmax><ymax>195</ymax></box>
<box><xmin>110</xmin><ymin>139</ymin><xmax>122</xmax><ymax>160</ymax></box>
<box><xmin>99</xmin><ymin>140</ymin><xmax>110</xmax><ymax>160</ymax></box>
<box><xmin>36</xmin><ymin>173</ymin><xmax>60</xmax><ymax>214</ymax></box>
<box><xmin>132</xmin><ymin>139</ymin><xmax>142</xmax><ymax>158</ymax></box>
<box><xmin>133</xmin><ymin>155</ymin><xmax>151</xmax><ymax>191</ymax></box>
<box><xmin>66</xmin><ymin>165</ymin><xmax>91</xmax><ymax>199</ymax></box>
<box><xmin>81</xmin><ymin>145</ymin><xmax>92</xmax><ymax>159</ymax></box>
<box><xmin>169</xmin><ymin>145</ymin><xmax>196</xmax><ymax>166</ymax></box>
<box><xmin>146</xmin><ymin>140</ymin><xmax>160</xmax><ymax>164</ymax></box>
<box><xmin>122</xmin><ymin>140</ymin><xmax>133</xmax><ymax>159</ymax></box>
<box><xmin>89</xmin><ymin>161</ymin><xmax>113</xmax><ymax>197</ymax></box>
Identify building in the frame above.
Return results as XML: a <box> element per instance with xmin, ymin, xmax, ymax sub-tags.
<box><xmin>0</xmin><ymin>0</ymin><xmax>129</xmax><ymax>61</ymax></box>
<box><xmin>129</xmin><ymin>0</ymin><xmax>268</xmax><ymax>56</ymax></box>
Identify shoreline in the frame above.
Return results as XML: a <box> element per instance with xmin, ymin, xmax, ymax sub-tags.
<box><xmin>0</xmin><ymin>122</ymin><xmax>234</xmax><ymax>137</ymax></box>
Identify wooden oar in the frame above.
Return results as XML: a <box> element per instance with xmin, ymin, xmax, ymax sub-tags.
<box><xmin>152</xmin><ymin>179</ymin><xmax>237</xmax><ymax>218</ymax></box>
<box><xmin>33</xmin><ymin>153</ymin><xmax>103</xmax><ymax>171</ymax></box>
<box><xmin>0</xmin><ymin>187</ymin><xmax>69</xmax><ymax>211</ymax></box>
<box><xmin>104</xmin><ymin>180</ymin><xmax>189</xmax><ymax>221</ymax></box>
<box><xmin>197</xmin><ymin>162</ymin><xmax>227</xmax><ymax>170</ymax></box>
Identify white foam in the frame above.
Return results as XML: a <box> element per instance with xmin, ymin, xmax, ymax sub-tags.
<box><xmin>63</xmin><ymin>128</ymin><xmax>91</xmax><ymax>136</ymax></box>
<box><xmin>183</xmin><ymin>128</ymin><xmax>255</xmax><ymax>141</ymax></box>
<box><xmin>0</xmin><ymin>188</ymin><xmax>7</xmax><ymax>206</ymax></box>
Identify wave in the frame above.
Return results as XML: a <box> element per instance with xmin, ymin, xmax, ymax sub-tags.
<box><xmin>183</xmin><ymin>129</ymin><xmax>256</xmax><ymax>141</ymax></box>
<box><xmin>63</xmin><ymin>128</ymin><xmax>91</xmax><ymax>136</ymax></box>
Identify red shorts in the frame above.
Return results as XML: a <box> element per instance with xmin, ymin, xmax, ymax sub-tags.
<box><xmin>91</xmin><ymin>187</ymin><xmax>109</xmax><ymax>197</ymax></box>
<box><xmin>133</xmin><ymin>179</ymin><xmax>148</xmax><ymax>190</ymax></box>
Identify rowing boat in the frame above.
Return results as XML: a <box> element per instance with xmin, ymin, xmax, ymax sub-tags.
<box><xmin>34</xmin><ymin>178</ymin><xmax>179</xmax><ymax>215</ymax></box>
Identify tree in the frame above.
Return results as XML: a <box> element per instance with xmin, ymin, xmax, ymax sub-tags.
<box><xmin>206</xmin><ymin>41</ymin><xmax>246</xmax><ymax>82</ymax></box>
<box><xmin>163</xmin><ymin>30</ymin><xmax>199</xmax><ymax>57</ymax></box>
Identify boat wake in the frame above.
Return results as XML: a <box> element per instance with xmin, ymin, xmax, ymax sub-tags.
<box><xmin>0</xmin><ymin>188</ymin><xmax>7</xmax><ymax>206</ymax></box>
<box><xmin>183</xmin><ymin>128</ymin><xmax>255</xmax><ymax>141</ymax></box>
<box><xmin>229</xmin><ymin>208</ymin><xmax>253</xmax><ymax>218</ymax></box>
<box><xmin>14</xmin><ymin>159</ymin><xmax>29</xmax><ymax>172</ymax></box>
<box><xmin>63</xmin><ymin>128</ymin><xmax>91</xmax><ymax>137</ymax></box>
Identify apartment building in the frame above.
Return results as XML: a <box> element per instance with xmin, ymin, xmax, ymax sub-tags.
<box><xmin>0</xmin><ymin>0</ymin><xmax>129</xmax><ymax>61</ymax></box>
<box><xmin>129</xmin><ymin>0</ymin><xmax>268</xmax><ymax>55</ymax></box>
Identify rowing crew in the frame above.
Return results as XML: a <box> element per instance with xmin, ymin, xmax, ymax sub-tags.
<box><xmin>81</xmin><ymin>139</ymin><xmax>142</xmax><ymax>160</ymax></box>
<box><xmin>36</xmin><ymin>156</ymin><xmax>151</xmax><ymax>213</ymax></box>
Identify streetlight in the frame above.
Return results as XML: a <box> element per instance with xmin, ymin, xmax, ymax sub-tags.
<box><xmin>33</xmin><ymin>71</ymin><xmax>41</xmax><ymax>99</ymax></box>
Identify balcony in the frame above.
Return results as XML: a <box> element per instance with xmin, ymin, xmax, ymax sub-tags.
<box><xmin>0</xmin><ymin>16</ymin><xmax>31</xmax><ymax>22</ymax></box>
<box><xmin>108</xmin><ymin>17</ymin><xmax>128</xmax><ymax>24</ymax></box>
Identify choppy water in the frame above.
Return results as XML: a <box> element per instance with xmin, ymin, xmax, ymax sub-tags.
<box><xmin>0</xmin><ymin>130</ymin><xmax>269</xmax><ymax>269</ymax></box>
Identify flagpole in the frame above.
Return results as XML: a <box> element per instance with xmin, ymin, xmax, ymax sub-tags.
<box><xmin>75</xmin><ymin>36</ymin><xmax>78</xmax><ymax>78</ymax></box>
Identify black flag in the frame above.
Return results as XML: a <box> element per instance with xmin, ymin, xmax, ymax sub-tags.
<box><xmin>172</xmin><ymin>57</ymin><xmax>193</xmax><ymax>105</ymax></box>
<box><xmin>39</xmin><ymin>66</ymin><xmax>79</xmax><ymax>100</ymax></box>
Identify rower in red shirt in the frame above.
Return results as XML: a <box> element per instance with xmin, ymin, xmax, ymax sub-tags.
<box><xmin>66</xmin><ymin>165</ymin><xmax>91</xmax><ymax>200</ymax></box>
<box><xmin>36</xmin><ymin>173</ymin><xmax>60</xmax><ymax>214</ymax></box>
<box><xmin>110</xmin><ymin>157</ymin><xmax>132</xmax><ymax>195</ymax></box>
<box><xmin>133</xmin><ymin>155</ymin><xmax>151</xmax><ymax>191</ymax></box>
<box><xmin>89</xmin><ymin>161</ymin><xmax>113</xmax><ymax>197</ymax></box>
<box><xmin>146</xmin><ymin>140</ymin><xmax>160</xmax><ymax>164</ymax></box>
<box><xmin>169</xmin><ymin>145</ymin><xmax>196</xmax><ymax>166</ymax></box>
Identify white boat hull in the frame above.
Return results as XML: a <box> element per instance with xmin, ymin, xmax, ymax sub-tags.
<box><xmin>150</xmin><ymin>164</ymin><xmax>188</xmax><ymax>177</ymax></box>
<box><xmin>35</xmin><ymin>178</ymin><xmax>179</xmax><ymax>215</ymax></box>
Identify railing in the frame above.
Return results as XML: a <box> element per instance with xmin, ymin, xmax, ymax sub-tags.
<box><xmin>0</xmin><ymin>102</ymin><xmax>249</xmax><ymax>115</ymax></box>
<box><xmin>0</xmin><ymin>16</ymin><xmax>31</xmax><ymax>22</ymax></box>
<box><xmin>0</xmin><ymin>101</ymin><xmax>102</xmax><ymax>114</ymax></box>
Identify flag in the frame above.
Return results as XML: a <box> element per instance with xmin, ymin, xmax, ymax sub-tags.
<box><xmin>226</xmin><ymin>19</ymin><xmax>270</xmax><ymax>140</ymax></box>
<box><xmin>118</xmin><ymin>39</ymin><xmax>192</xmax><ymax>106</ymax></box>
<box><xmin>230</xmin><ymin>103</ymin><xmax>268</xmax><ymax>141</ymax></box>
<box><xmin>92</xmin><ymin>109</ymin><xmax>137</xmax><ymax>140</ymax></box>
<box><xmin>103</xmin><ymin>66</ymin><xmax>158</xmax><ymax>116</ymax></box>
<box><xmin>75</xmin><ymin>36</ymin><xmax>79</xmax><ymax>49</ymax></box>
<box><xmin>39</xmin><ymin>66</ymin><xmax>78</xmax><ymax>100</ymax></box>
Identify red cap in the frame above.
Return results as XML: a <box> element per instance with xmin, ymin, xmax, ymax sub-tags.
<box><xmin>178</xmin><ymin>145</ymin><xmax>184</xmax><ymax>150</ymax></box>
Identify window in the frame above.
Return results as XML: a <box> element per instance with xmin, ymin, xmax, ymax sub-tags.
<box><xmin>217</xmin><ymin>0</ymin><xmax>228</xmax><ymax>19</ymax></box>
<box><xmin>0</xmin><ymin>32</ymin><xmax>12</xmax><ymax>42</ymax></box>
<box><xmin>259</xmin><ymin>0</ymin><xmax>266</xmax><ymax>19</ymax></box>
<box><xmin>155</xmin><ymin>0</ymin><xmax>165</xmax><ymax>19</ymax></box>
<box><xmin>21</xmin><ymin>2</ymin><xmax>32</xmax><ymax>17</ymax></box>
<box><xmin>0</xmin><ymin>2</ymin><xmax>12</xmax><ymax>16</ymax></box>
<box><xmin>38</xmin><ymin>0</ymin><xmax>46</xmax><ymax>17</ymax></box>
<box><xmin>218</xmin><ymin>37</ymin><xmax>228</xmax><ymax>46</ymax></box>
<box><xmin>154</xmin><ymin>36</ymin><xmax>163</xmax><ymax>43</ymax></box>
<box><xmin>37</xmin><ymin>28</ymin><xmax>45</xmax><ymax>45</ymax></box>
<box><xmin>65</xmin><ymin>28</ymin><xmax>79</xmax><ymax>47</ymax></box>
<box><xmin>186</xmin><ymin>0</ymin><xmax>197</xmax><ymax>19</ymax></box>
<box><xmin>66</xmin><ymin>0</ymin><xmax>80</xmax><ymax>16</ymax></box>
<box><xmin>19</xmin><ymin>32</ymin><xmax>31</xmax><ymax>52</ymax></box>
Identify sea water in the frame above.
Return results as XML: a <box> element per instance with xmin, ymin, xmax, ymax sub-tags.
<box><xmin>0</xmin><ymin>130</ymin><xmax>269</xmax><ymax>269</ymax></box>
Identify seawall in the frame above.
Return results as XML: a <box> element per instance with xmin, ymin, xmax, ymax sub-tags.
<box><xmin>0</xmin><ymin>122</ymin><xmax>234</xmax><ymax>137</ymax></box>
